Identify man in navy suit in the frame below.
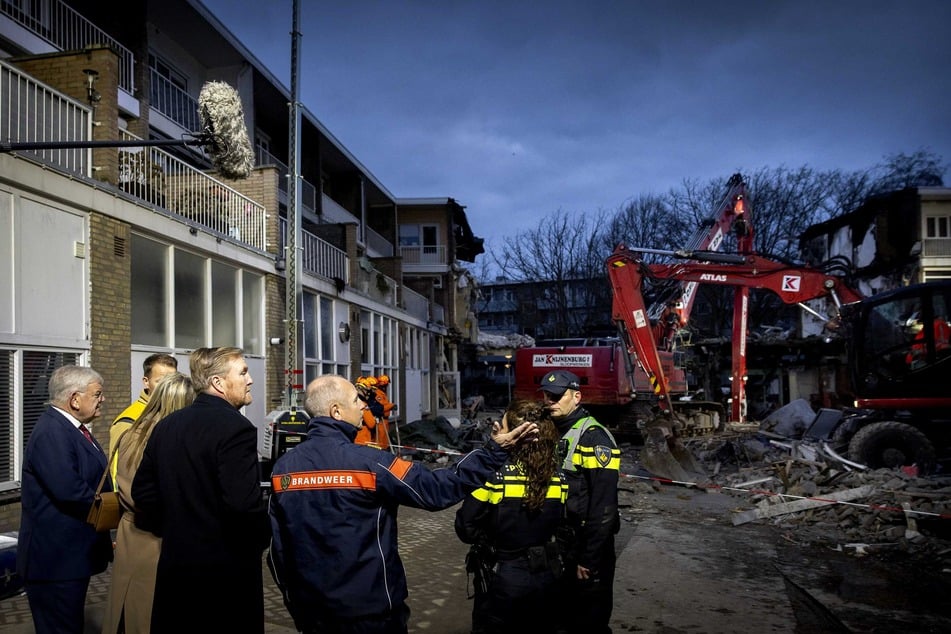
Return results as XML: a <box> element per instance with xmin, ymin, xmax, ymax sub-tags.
<box><xmin>18</xmin><ymin>365</ymin><xmax>113</xmax><ymax>634</ymax></box>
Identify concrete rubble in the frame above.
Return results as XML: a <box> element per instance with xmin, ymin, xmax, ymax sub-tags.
<box><xmin>679</xmin><ymin>425</ymin><xmax>951</xmax><ymax>568</ymax></box>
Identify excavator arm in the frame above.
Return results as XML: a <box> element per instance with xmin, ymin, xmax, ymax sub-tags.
<box><xmin>606</xmin><ymin>243</ymin><xmax>863</xmax><ymax>481</ymax></box>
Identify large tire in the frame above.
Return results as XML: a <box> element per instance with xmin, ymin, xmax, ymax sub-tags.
<box><xmin>847</xmin><ymin>421</ymin><xmax>936</xmax><ymax>473</ymax></box>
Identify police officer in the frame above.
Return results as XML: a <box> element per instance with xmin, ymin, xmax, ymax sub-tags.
<box><xmin>541</xmin><ymin>370</ymin><xmax>620</xmax><ymax>634</ymax></box>
<box><xmin>454</xmin><ymin>399</ymin><xmax>568</xmax><ymax>633</ymax></box>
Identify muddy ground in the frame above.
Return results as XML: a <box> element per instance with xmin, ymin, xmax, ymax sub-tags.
<box><xmin>615</xmin><ymin>445</ymin><xmax>951</xmax><ymax>633</ymax></box>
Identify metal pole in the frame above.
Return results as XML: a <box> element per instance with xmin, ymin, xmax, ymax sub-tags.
<box><xmin>285</xmin><ymin>0</ymin><xmax>303</xmax><ymax>408</ymax></box>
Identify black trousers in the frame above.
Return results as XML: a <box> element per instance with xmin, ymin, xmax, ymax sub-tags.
<box><xmin>474</xmin><ymin>554</ymin><xmax>559</xmax><ymax>634</ymax></box>
<box><xmin>557</xmin><ymin>536</ymin><xmax>616</xmax><ymax>634</ymax></box>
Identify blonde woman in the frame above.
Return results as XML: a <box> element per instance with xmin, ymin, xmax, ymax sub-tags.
<box><xmin>102</xmin><ymin>372</ymin><xmax>196</xmax><ymax>634</ymax></box>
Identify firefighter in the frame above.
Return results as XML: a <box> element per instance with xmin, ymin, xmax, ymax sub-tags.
<box><xmin>267</xmin><ymin>375</ymin><xmax>539</xmax><ymax>633</ymax></box>
<box><xmin>354</xmin><ymin>375</ymin><xmax>395</xmax><ymax>450</ymax></box>
<box><xmin>540</xmin><ymin>370</ymin><xmax>620</xmax><ymax>634</ymax></box>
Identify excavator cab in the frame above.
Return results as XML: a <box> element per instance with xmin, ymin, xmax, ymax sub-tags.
<box><xmin>850</xmin><ymin>281</ymin><xmax>951</xmax><ymax>398</ymax></box>
<box><xmin>842</xmin><ymin>280</ymin><xmax>951</xmax><ymax>472</ymax></box>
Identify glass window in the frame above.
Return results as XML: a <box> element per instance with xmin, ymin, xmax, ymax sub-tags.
<box><xmin>320</xmin><ymin>296</ymin><xmax>333</xmax><ymax>359</ymax></box>
<box><xmin>303</xmin><ymin>294</ymin><xmax>317</xmax><ymax>359</ymax></box>
<box><xmin>175</xmin><ymin>250</ymin><xmax>206</xmax><ymax>349</ymax></box>
<box><xmin>399</xmin><ymin>225</ymin><xmax>420</xmax><ymax>246</ymax></box>
<box><xmin>242</xmin><ymin>272</ymin><xmax>263</xmax><ymax>355</ymax></box>
<box><xmin>212</xmin><ymin>261</ymin><xmax>237</xmax><ymax>347</ymax></box>
<box><xmin>131</xmin><ymin>235</ymin><xmax>169</xmax><ymax>346</ymax></box>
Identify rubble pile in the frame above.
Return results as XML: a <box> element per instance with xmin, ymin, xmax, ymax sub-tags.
<box><xmin>685</xmin><ymin>431</ymin><xmax>951</xmax><ymax>561</ymax></box>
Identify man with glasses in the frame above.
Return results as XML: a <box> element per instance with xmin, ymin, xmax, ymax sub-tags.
<box><xmin>540</xmin><ymin>370</ymin><xmax>620</xmax><ymax>634</ymax></box>
<box><xmin>18</xmin><ymin>365</ymin><xmax>113</xmax><ymax>634</ymax></box>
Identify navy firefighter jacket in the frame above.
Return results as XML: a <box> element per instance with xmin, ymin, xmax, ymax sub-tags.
<box><xmin>267</xmin><ymin>416</ymin><xmax>510</xmax><ymax>623</ymax></box>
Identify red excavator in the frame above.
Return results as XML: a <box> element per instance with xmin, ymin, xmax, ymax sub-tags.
<box><xmin>513</xmin><ymin>174</ymin><xmax>752</xmax><ymax>435</ymax></box>
<box><xmin>606</xmin><ymin>244</ymin><xmax>951</xmax><ymax>479</ymax></box>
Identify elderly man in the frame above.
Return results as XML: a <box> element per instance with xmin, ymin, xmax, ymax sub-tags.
<box><xmin>268</xmin><ymin>374</ymin><xmax>537</xmax><ymax>634</ymax></box>
<box><xmin>18</xmin><ymin>365</ymin><xmax>113</xmax><ymax>634</ymax></box>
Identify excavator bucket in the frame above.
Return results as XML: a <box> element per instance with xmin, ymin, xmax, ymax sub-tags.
<box><xmin>638</xmin><ymin>416</ymin><xmax>706</xmax><ymax>483</ymax></box>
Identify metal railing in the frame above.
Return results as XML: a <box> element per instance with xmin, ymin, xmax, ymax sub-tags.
<box><xmin>0</xmin><ymin>0</ymin><xmax>135</xmax><ymax>92</ymax></box>
<box><xmin>0</xmin><ymin>59</ymin><xmax>90</xmax><ymax>175</ymax></box>
<box><xmin>923</xmin><ymin>237</ymin><xmax>951</xmax><ymax>257</ymax></box>
<box><xmin>280</xmin><ymin>216</ymin><xmax>349</xmax><ymax>283</ymax></box>
<box><xmin>254</xmin><ymin>146</ymin><xmax>317</xmax><ymax>214</ymax></box>
<box><xmin>118</xmin><ymin>129</ymin><xmax>267</xmax><ymax>251</ymax></box>
<box><xmin>149</xmin><ymin>70</ymin><xmax>200</xmax><ymax>132</ymax></box>
<box><xmin>400</xmin><ymin>245</ymin><xmax>447</xmax><ymax>265</ymax></box>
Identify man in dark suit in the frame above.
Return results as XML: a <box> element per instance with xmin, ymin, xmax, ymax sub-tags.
<box><xmin>133</xmin><ymin>347</ymin><xmax>269</xmax><ymax>633</ymax></box>
<box><xmin>18</xmin><ymin>365</ymin><xmax>113</xmax><ymax>634</ymax></box>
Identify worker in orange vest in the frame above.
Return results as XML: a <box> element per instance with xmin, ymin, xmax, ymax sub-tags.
<box><xmin>355</xmin><ymin>375</ymin><xmax>395</xmax><ymax>451</ymax></box>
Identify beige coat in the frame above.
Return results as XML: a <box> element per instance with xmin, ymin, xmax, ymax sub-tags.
<box><xmin>101</xmin><ymin>427</ymin><xmax>161</xmax><ymax>634</ymax></box>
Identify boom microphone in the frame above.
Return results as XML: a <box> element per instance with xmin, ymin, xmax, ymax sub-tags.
<box><xmin>198</xmin><ymin>81</ymin><xmax>255</xmax><ymax>180</ymax></box>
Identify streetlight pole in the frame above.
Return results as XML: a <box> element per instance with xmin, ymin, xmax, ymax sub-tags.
<box><xmin>504</xmin><ymin>353</ymin><xmax>513</xmax><ymax>403</ymax></box>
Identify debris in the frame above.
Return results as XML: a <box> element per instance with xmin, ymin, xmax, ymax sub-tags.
<box><xmin>731</xmin><ymin>485</ymin><xmax>876</xmax><ymax>526</ymax></box>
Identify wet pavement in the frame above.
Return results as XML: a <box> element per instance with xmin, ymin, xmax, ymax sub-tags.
<box><xmin>3</xmin><ymin>481</ymin><xmax>950</xmax><ymax>633</ymax></box>
<box><xmin>0</xmin><ymin>504</ymin><xmax>483</xmax><ymax>634</ymax></box>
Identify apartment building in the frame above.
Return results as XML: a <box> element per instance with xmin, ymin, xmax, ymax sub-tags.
<box><xmin>0</xmin><ymin>0</ymin><xmax>483</xmax><ymax>528</ymax></box>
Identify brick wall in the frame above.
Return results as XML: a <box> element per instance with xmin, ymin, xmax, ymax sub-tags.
<box><xmin>88</xmin><ymin>213</ymin><xmax>133</xmax><ymax>448</ymax></box>
<box><xmin>226</xmin><ymin>167</ymin><xmax>289</xmax><ymax>411</ymax></box>
<box><xmin>11</xmin><ymin>46</ymin><xmax>122</xmax><ymax>184</ymax></box>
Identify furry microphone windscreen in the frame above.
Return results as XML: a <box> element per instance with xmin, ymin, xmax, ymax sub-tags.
<box><xmin>198</xmin><ymin>81</ymin><xmax>255</xmax><ymax>179</ymax></box>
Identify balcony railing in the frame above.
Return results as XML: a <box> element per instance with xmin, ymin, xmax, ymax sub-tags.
<box><xmin>923</xmin><ymin>237</ymin><xmax>951</xmax><ymax>257</ymax></box>
<box><xmin>149</xmin><ymin>70</ymin><xmax>200</xmax><ymax>132</ymax></box>
<box><xmin>0</xmin><ymin>0</ymin><xmax>135</xmax><ymax>92</ymax></box>
<box><xmin>400</xmin><ymin>245</ymin><xmax>447</xmax><ymax>265</ymax></box>
<box><xmin>279</xmin><ymin>216</ymin><xmax>349</xmax><ymax>283</ymax></box>
<box><xmin>0</xmin><ymin>59</ymin><xmax>91</xmax><ymax>174</ymax></box>
<box><xmin>254</xmin><ymin>146</ymin><xmax>317</xmax><ymax>215</ymax></box>
<box><xmin>119</xmin><ymin>129</ymin><xmax>267</xmax><ymax>251</ymax></box>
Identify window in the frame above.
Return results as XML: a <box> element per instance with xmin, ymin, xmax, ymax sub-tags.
<box><xmin>0</xmin><ymin>349</ymin><xmax>82</xmax><ymax>491</ymax></box>
<box><xmin>175</xmin><ymin>250</ymin><xmax>206</xmax><ymax>349</ymax></box>
<box><xmin>926</xmin><ymin>216</ymin><xmax>950</xmax><ymax>238</ymax></box>
<box><xmin>131</xmin><ymin>236</ymin><xmax>169</xmax><ymax>346</ymax></box>
<box><xmin>212</xmin><ymin>261</ymin><xmax>237</xmax><ymax>347</ymax></box>
<box><xmin>302</xmin><ymin>292</ymin><xmax>346</xmax><ymax>384</ymax></box>
<box><xmin>131</xmin><ymin>235</ymin><xmax>264</xmax><ymax>354</ymax></box>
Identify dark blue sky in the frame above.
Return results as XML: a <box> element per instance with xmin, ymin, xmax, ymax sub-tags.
<box><xmin>200</xmin><ymin>0</ymin><xmax>951</xmax><ymax>252</ymax></box>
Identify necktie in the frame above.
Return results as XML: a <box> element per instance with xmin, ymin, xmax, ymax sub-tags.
<box><xmin>79</xmin><ymin>424</ymin><xmax>95</xmax><ymax>445</ymax></box>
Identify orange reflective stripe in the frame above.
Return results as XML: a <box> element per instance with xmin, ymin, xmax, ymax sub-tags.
<box><xmin>387</xmin><ymin>457</ymin><xmax>413</xmax><ymax>481</ymax></box>
<box><xmin>272</xmin><ymin>470</ymin><xmax>376</xmax><ymax>492</ymax></box>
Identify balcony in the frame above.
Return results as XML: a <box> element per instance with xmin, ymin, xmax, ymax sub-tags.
<box><xmin>149</xmin><ymin>69</ymin><xmax>200</xmax><ymax>134</ymax></box>
<box><xmin>400</xmin><ymin>245</ymin><xmax>448</xmax><ymax>272</ymax></box>
<box><xmin>0</xmin><ymin>59</ymin><xmax>91</xmax><ymax>175</ymax></box>
<box><xmin>0</xmin><ymin>0</ymin><xmax>135</xmax><ymax>93</ymax></box>
<box><xmin>118</xmin><ymin>130</ymin><xmax>267</xmax><ymax>250</ymax></box>
<box><xmin>280</xmin><ymin>216</ymin><xmax>348</xmax><ymax>283</ymax></box>
<box><xmin>254</xmin><ymin>145</ymin><xmax>317</xmax><ymax>216</ymax></box>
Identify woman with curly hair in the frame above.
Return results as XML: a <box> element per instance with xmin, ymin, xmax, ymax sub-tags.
<box><xmin>454</xmin><ymin>399</ymin><xmax>568</xmax><ymax>633</ymax></box>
